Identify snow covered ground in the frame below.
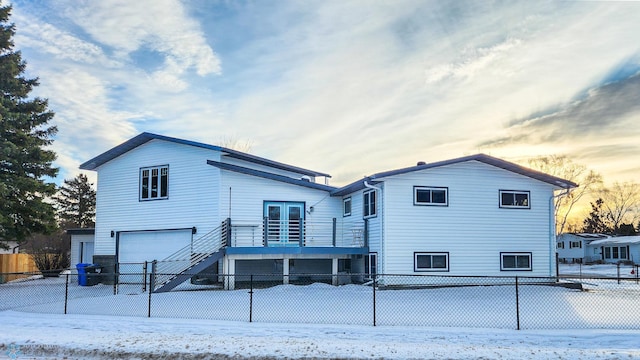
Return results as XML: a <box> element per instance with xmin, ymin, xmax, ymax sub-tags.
<box><xmin>1</xmin><ymin>264</ymin><xmax>639</xmax><ymax>359</ymax></box>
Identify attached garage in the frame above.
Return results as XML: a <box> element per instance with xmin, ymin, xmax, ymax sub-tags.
<box><xmin>117</xmin><ymin>229</ymin><xmax>193</xmax><ymax>264</ymax></box>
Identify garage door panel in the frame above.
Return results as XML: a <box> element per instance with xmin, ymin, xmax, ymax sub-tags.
<box><xmin>118</xmin><ymin>230</ymin><xmax>192</xmax><ymax>263</ymax></box>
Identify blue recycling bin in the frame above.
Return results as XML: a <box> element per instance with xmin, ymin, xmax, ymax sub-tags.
<box><xmin>76</xmin><ymin>263</ymin><xmax>100</xmax><ymax>286</ymax></box>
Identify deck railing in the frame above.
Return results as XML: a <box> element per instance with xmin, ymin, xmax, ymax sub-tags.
<box><xmin>229</xmin><ymin>218</ymin><xmax>366</xmax><ymax>248</ymax></box>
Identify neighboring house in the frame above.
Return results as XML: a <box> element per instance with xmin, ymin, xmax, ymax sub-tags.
<box><xmin>585</xmin><ymin>236</ymin><xmax>640</xmax><ymax>264</ymax></box>
<box><xmin>79</xmin><ymin>132</ymin><xmax>576</xmax><ymax>291</ymax></box>
<box><xmin>556</xmin><ymin>233</ymin><xmax>608</xmax><ymax>263</ymax></box>
<box><xmin>68</xmin><ymin>228</ymin><xmax>95</xmax><ymax>269</ymax></box>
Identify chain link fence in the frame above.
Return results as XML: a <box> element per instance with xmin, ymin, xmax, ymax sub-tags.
<box><xmin>1</xmin><ymin>265</ymin><xmax>639</xmax><ymax>330</ymax></box>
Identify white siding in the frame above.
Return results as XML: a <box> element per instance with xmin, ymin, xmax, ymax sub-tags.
<box><xmin>631</xmin><ymin>245</ymin><xmax>640</xmax><ymax>264</ymax></box>
<box><xmin>341</xmin><ymin>186</ymin><xmax>383</xmax><ymax>271</ymax></box>
<box><xmin>380</xmin><ymin>161</ymin><xmax>556</xmax><ymax>277</ymax></box>
<box><xmin>222</xmin><ymin>156</ymin><xmax>319</xmax><ymax>182</ymax></box>
<box><xmin>557</xmin><ymin>234</ymin><xmax>587</xmax><ymax>261</ymax></box>
<box><xmin>220</xmin><ymin>170</ymin><xmax>341</xmax><ymax>242</ymax></box>
<box><xmin>94</xmin><ymin>139</ymin><xmax>221</xmax><ymax>256</ymax></box>
<box><xmin>70</xmin><ymin>234</ymin><xmax>94</xmax><ymax>268</ymax></box>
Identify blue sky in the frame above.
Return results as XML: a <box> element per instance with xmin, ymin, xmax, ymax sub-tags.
<box><xmin>10</xmin><ymin>0</ymin><xmax>640</xmax><ymax>187</ymax></box>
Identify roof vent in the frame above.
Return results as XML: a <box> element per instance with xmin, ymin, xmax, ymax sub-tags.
<box><xmin>300</xmin><ymin>175</ymin><xmax>311</xmax><ymax>182</ymax></box>
<box><xmin>417</xmin><ymin>161</ymin><xmax>426</xmax><ymax>166</ymax></box>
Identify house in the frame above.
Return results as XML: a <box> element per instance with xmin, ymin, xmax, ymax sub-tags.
<box><xmin>79</xmin><ymin>132</ymin><xmax>577</xmax><ymax>291</ymax></box>
<box><xmin>68</xmin><ymin>228</ymin><xmax>95</xmax><ymax>268</ymax></box>
<box><xmin>556</xmin><ymin>233</ymin><xmax>608</xmax><ymax>263</ymax></box>
<box><xmin>585</xmin><ymin>236</ymin><xmax>640</xmax><ymax>264</ymax></box>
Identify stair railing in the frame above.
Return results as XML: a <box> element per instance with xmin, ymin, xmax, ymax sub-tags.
<box><xmin>154</xmin><ymin>220</ymin><xmax>229</xmax><ymax>289</ymax></box>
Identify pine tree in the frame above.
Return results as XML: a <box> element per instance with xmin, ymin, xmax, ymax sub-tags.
<box><xmin>54</xmin><ymin>174</ymin><xmax>96</xmax><ymax>228</ymax></box>
<box><xmin>0</xmin><ymin>5</ymin><xmax>58</xmax><ymax>250</ymax></box>
<box><xmin>582</xmin><ymin>199</ymin><xmax>612</xmax><ymax>234</ymax></box>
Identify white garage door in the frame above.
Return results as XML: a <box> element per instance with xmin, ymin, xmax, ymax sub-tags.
<box><xmin>118</xmin><ymin>229</ymin><xmax>193</xmax><ymax>264</ymax></box>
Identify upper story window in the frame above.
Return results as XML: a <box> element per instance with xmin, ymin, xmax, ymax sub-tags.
<box><xmin>569</xmin><ymin>241</ymin><xmax>582</xmax><ymax>249</ymax></box>
<box><xmin>557</xmin><ymin>241</ymin><xmax>564</xmax><ymax>249</ymax></box>
<box><xmin>140</xmin><ymin>165</ymin><xmax>168</xmax><ymax>200</ymax></box>
<box><xmin>499</xmin><ymin>190</ymin><xmax>530</xmax><ymax>209</ymax></box>
<box><xmin>363</xmin><ymin>190</ymin><xmax>376</xmax><ymax>218</ymax></box>
<box><xmin>343</xmin><ymin>197</ymin><xmax>352</xmax><ymax>217</ymax></box>
<box><xmin>414</xmin><ymin>186</ymin><xmax>448</xmax><ymax>206</ymax></box>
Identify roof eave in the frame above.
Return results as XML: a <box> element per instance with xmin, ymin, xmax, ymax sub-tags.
<box><xmin>207</xmin><ymin>160</ymin><xmax>336</xmax><ymax>192</ymax></box>
<box><xmin>79</xmin><ymin>133</ymin><xmax>332</xmax><ymax>178</ymax></box>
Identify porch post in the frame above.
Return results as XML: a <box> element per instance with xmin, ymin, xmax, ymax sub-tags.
<box><xmin>364</xmin><ymin>219</ymin><xmax>369</xmax><ymax>247</ymax></box>
<box><xmin>332</xmin><ymin>258</ymin><xmax>339</xmax><ymax>286</ymax></box>
<box><xmin>283</xmin><ymin>258</ymin><xmax>290</xmax><ymax>285</ymax></box>
<box><xmin>332</xmin><ymin>218</ymin><xmax>337</xmax><ymax>247</ymax></box>
<box><xmin>224</xmin><ymin>258</ymin><xmax>235</xmax><ymax>290</ymax></box>
<box><xmin>299</xmin><ymin>221</ymin><xmax>304</xmax><ymax>247</ymax></box>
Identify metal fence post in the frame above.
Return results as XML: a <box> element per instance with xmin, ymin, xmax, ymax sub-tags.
<box><xmin>249</xmin><ymin>274</ymin><xmax>254</xmax><ymax>323</ymax></box>
<box><xmin>555</xmin><ymin>253</ymin><xmax>559</xmax><ymax>282</ymax></box>
<box><xmin>617</xmin><ymin>262</ymin><xmax>621</xmax><ymax>285</ymax></box>
<box><xmin>372</xmin><ymin>273</ymin><xmax>377</xmax><ymax>327</ymax></box>
<box><xmin>142</xmin><ymin>261</ymin><xmax>148</xmax><ymax>293</ymax></box>
<box><xmin>113</xmin><ymin>263</ymin><xmax>118</xmax><ymax>295</ymax></box>
<box><xmin>148</xmin><ymin>260</ymin><xmax>156</xmax><ymax>318</ymax></box>
<box><xmin>64</xmin><ymin>273</ymin><xmax>69</xmax><ymax>315</ymax></box>
<box><xmin>515</xmin><ymin>276</ymin><xmax>520</xmax><ymax>330</ymax></box>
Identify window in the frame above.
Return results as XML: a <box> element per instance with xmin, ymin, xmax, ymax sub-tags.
<box><xmin>414</xmin><ymin>186</ymin><xmax>448</xmax><ymax>206</ymax></box>
<box><xmin>343</xmin><ymin>197</ymin><xmax>352</xmax><ymax>217</ymax></box>
<box><xmin>569</xmin><ymin>241</ymin><xmax>582</xmax><ymax>249</ymax></box>
<box><xmin>557</xmin><ymin>241</ymin><xmax>564</xmax><ymax>249</ymax></box>
<box><xmin>364</xmin><ymin>253</ymin><xmax>377</xmax><ymax>279</ymax></box>
<box><xmin>140</xmin><ymin>165</ymin><xmax>169</xmax><ymax>200</ymax></box>
<box><xmin>414</xmin><ymin>252</ymin><xmax>449</xmax><ymax>272</ymax></box>
<box><xmin>499</xmin><ymin>190</ymin><xmax>530</xmax><ymax>209</ymax></box>
<box><xmin>500</xmin><ymin>252</ymin><xmax>532</xmax><ymax>271</ymax></box>
<box><xmin>604</xmin><ymin>246</ymin><xmax>628</xmax><ymax>260</ymax></box>
<box><xmin>363</xmin><ymin>190</ymin><xmax>376</xmax><ymax>218</ymax></box>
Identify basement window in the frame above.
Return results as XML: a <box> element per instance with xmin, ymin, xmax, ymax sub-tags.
<box><xmin>500</xmin><ymin>252</ymin><xmax>532</xmax><ymax>271</ymax></box>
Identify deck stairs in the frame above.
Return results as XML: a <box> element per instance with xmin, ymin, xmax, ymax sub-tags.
<box><xmin>152</xmin><ymin>220</ymin><xmax>230</xmax><ymax>293</ymax></box>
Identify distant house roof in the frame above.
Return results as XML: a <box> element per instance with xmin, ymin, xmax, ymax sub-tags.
<box><xmin>207</xmin><ymin>160</ymin><xmax>337</xmax><ymax>192</ymax></box>
<box><xmin>332</xmin><ymin>153</ymin><xmax>578</xmax><ymax>196</ymax></box>
<box><xmin>66</xmin><ymin>228</ymin><xmax>95</xmax><ymax>235</ymax></box>
<box><xmin>79</xmin><ymin>132</ymin><xmax>331</xmax><ymax>178</ymax></box>
<box><xmin>588</xmin><ymin>236</ymin><xmax>640</xmax><ymax>246</ymax></box>
<box><xmin>559</xmin><ymin>233</ymin><xmax>609</xmax><ymax>240</ymax></box>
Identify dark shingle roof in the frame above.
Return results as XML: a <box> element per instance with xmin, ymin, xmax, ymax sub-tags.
<box><xmin>331</xmin><ymin>153</ymin><xmax>578</xmax><ymax>196</ymax></box>
<box><xmin>79</xmin><ymin>132</ymin><xmax>331</xmax><ymax>178</ymax></box>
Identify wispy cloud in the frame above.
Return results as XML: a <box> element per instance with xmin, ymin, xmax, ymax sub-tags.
<box><xmin>9</xmin><ymin>0</ymin><xmax>640</xmax><ymax>186</ymax></box>
<box><xmin>13</xmin><ymin>20</ymin><xmax>118</xmax><ymax>67</ymax></box>
<box><xmin>481</xmin><ymin>72</ymin><xmax>640</xmax><ymax>147</ymax></box>
<box><xmin>65</xmin><ymin>0</ymin><xmax>221</xmax><ymax>78</ymax></box>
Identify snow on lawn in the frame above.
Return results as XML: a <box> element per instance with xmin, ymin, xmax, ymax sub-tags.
<box><xmin>560</xmin><ymin>263</ymin><xmax>639</xmax><ymax>278</ymax></box>
<box><xmin>1</xmin><ymin>265</ymin><xmax>640</xmax><ymax>359</ymax></box>
<box><xmin>1</xmin><ymin>310</ymin><xmax>639</xmax><ymax>359</ymax></box>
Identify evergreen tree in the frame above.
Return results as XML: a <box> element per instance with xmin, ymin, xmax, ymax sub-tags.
<box><xmin>582</xmin><ymin>198</ymin><xmax>612</xmax><ymax>234</ymax></box>
<box><xmin>0</xmin><ymin>6</ymin><xmax>58</xmax><ymax>250</ymax></box>
<box><xmin>54</xmin><ymin>174</ymin><xmax>96</xmax><ymax>228</ymax></box>
<box><xmin>616</xmin><ymin>223</ymin><xmax>637</xmax><ymax>236</ymax></box>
